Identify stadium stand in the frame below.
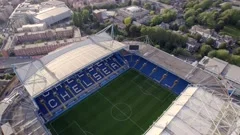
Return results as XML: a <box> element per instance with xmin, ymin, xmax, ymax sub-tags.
<box><xmin>32</xmin><ymin>50</ymin><xmax>189</xmax><ymax>122</ymax></box>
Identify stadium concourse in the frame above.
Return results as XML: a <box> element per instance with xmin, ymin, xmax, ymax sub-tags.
<box><xmin>1</xmin><ymin>30</ymin><xmax>238</xmax><ymax>134</ymax></box>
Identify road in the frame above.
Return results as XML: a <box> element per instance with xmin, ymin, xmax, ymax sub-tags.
<box><xmin>0</xmin><ymin>57</ymin><xmax>34</xmax><ymax>69</ymax></box>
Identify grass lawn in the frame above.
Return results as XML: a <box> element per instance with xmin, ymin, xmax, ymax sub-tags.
<box><xmin>46</xmin><ymin>69</ymin><xmax>177</xmax><ymax>135</ymax></box>
<box><xmin>220</xmin><ymin>25</ymin><xmax>240</xmax><ymax>38</ymax></box>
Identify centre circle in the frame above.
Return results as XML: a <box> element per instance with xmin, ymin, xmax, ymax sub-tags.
<box><xmin>111</xmin><ymin>103</ymin><xmax>132</xmax><ymax>121</ymax></box>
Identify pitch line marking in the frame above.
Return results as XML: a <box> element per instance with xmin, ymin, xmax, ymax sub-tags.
<box><xmin>97</xmin><ymin>91</ymin><xmax>145</xmax><ymax>132</ymax></box>
<box><xmin>50</xmin><ymin>122</ymin><xmax>59</xmax><ymax>135</ymax></box>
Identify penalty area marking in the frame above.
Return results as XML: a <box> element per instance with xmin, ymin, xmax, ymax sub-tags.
<box><xmin>55</xmin><ymin>121</ymin><xmax>91</xmax><ymax>135</ymax></box>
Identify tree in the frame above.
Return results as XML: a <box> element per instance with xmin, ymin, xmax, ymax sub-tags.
<box><xmin>219</xmin><ymin>42</ymin><xmax>227</xmax><ymax>49</ymax></box>
<box><xmin>124</xmin><ymin>17</ymin><xmax>132</xmax><ymax>26</ymax></box>
<box><xmin>215</xmin><ymin>49</ymin><xmax>230</xmax><ymax>61</ymax></box>
<box><xmin>150</xmin><ymin>11</ymin><xmax>155</xmax><ymax>15</ymax></box>
<box><xmin>208</xmin><ymin>50</ymin><xmax>217</xmax><ymax>58</ymax></box>
<box><xmin>230</xmin><ymin>55</ymin><xmax>240</xmax><ymax>66</ymax></box>
<box><xmin>72</xmin><ymin>12</ymin><xmax>82</xmax><ymax>27</ymax></box>
<box><xmin>162</xmin><ymin>9</ymin><xmax>177</xmax><ymax>23</ymax></box>
<box><xmin>116</xmin><ymin>35</ymin><xmax>124</xmax><ymax>41</ymax></box>
<box><xmin>186</xmin><ymin>16</ymin><xmax>195</xmax><ymax>27</ymax></box>
<box><xmin>179</xmin><ymin>25</ymin><xmax>188</xmax><ymax>32</ymax></box>
<box><xmin>219</xmin><ymin>9</ymin><xmax>240</xmax><ymax>26</ymax></box>
<box><xmin>194</xmin><ymin>33</ymin><xmax>202</xmax><ymax>42</ymax></box>
<box><xmin>140</xmin><ymin>26</ymin><xmax>187</xmax><ymax>51</ymax></box>
<box><xmin>205</xmin><ymin>38</ymin><xmax>215</xmax><ymax>45</ymax></box>
<box><xmin>233</xmin><ymin>47</ymin><xmax>240</xmax><ymax>55</ymax></box>
<box><xmin>200</xmin><ymin>44</ymin><xmax>212</xmax><ymax>56</ymax></box>
<box><xmin>172</xmin><ymin>47</ymin><xmax>191</xmax><ymax>57</ymax></box>
<box><xmin>129</xmin><ymin>25</ymin><xmax>140</xmax><ymax>37</ymax></box>
<box><xmin>221</xmin><ymin>2</ymin><xmax>232</xmax><ymax>11</ymax></box>
<box><xmin>132</xmin><ymin>0</ymin><xmax>139</xmax><ymax>6</ymax></box>
<box><xmin>150</xmin><ymin>15</ymin><xmax>162</xmax><ymax>26</ymax></box>
<box><xmin>184</xmin><ymin>8</ymin><xmax>195</xmax><ymax>19</ymax></box>
<box><xmin>0</xmin><ymin>38</ymin><xmax>2</xmax><ymax>46</ymax></box>
<box><xmin>198</xmin><ymin>11</ymin><xmax>217</xmax><ymax>28</ymax></box>
<box><xmin>81</xmin><ymin>9</ymin><xmax>90</xmax><ymax>23</ymax></box>
<box><xmin>144</xmin><ymin>3</ymin><xmax>151</xmax><ymax>10</ymax></box>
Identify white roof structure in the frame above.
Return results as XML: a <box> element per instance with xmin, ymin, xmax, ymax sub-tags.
<box><xmin>199</xmin><ymin>56</ymin><xmax>228</xmax><ymax>75</ymax></box>
<box><xmin>224</xmin><ymin>65</ymin><xmax>240</xmax><ymax>84</ymax></box>
<box><xmin>15</xmin><ymin>33</ymin><xmax>126</xmax><ymax>97</ymax></box>
<box><xmin>126</xmin><ymin>6</ymin><xmax>141</xmax><ymax>13</ymax></box>
<box><xmin>33</xmin><ymin>7</ymin><xmax>72</xmax><ymax>26</ymax></box>
<box><xmin>144</xmin><ymin>86</ymin><xmax>240</xmax><ymax>135</ymax></box>
<box><xmin>1</xmin><ymin>122</ymin><xmax>14</xmax><ymax>135</ymax></box>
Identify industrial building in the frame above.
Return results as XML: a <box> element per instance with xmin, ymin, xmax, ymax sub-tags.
<box><xmin>9</xmin><ymin>0</ymin><xmax>72</xmax><ymax>29</ymax></box>
<box><xmin>118</xmin><ymin>6</ymin><xmax>149</xmax><ymax>19</ymax></box>
<box><xmin>33</xmin><ymin>7</ymin><xmax>72</xmax><ymax>26</ymax></box>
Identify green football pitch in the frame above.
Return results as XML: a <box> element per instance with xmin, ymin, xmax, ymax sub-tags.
<box><xmin>46</xmin><ymin>69</ymin><xmax>177</xmax><ymax>135</ymax></box>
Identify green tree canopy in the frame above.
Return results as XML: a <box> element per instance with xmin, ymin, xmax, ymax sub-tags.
<box><xmin>208</xmin><ymin>49</ymin><xmax>230</xmax><ymax>61</ymax></box>
<box><xmin>205</xmin><ymin>38</ymin><xmax>215</xmax><ymax>45</ymax></box>
<box><xmin>141</xmin><ymin>26</ymin><xmax>187</xmax><ymax>51</ymax></box>
<box><xmin>221</xmin><ymin>2</ymin><xmax>232</xmax><ymax>11</ymax></box>
<box><xmin>72</xmin><ymin>12</ymin><xmax>83</xmax><ymax>27</ymax></box>
<box><xmin>129</xmin><ymin>25</ymin><xmax>141</xmax><ymax>37</ymax></box>
<box><xmin>150</xmin><ymin>15</ymin><xmax>163</xmax><ymax>26</ymax></box>
<box><xmin>124</xmin><ymin>17</ymin><xmax>132</xmax><ymax>26</ymax></box>
<box><xmin>161</xmin><ymin>9</ymin><xmax>177</xmax><ymax>23</ymax></box>
<box><xmin>184</xmin><ymin>8</ymin><xmax>195</xmax><ymax>19</ymax></box>
<box><xmin>186</xmin><ymin>16</ymin><xmax>195</xmax><ymax>27</ymax></box>
<box><xmin>230</xmin><ymin>55</ymin><xmax>240</xmax><ymax>66</ymax></box>
<box><xmin>200</xmin><ymin>44</ymin><xmax>212</xmax><ymax>56</ymax></box>
<box><xmin>233</xmin><ymin>47</ymin><xmax>240</xmax><ymax>55</ymax></box>
<box><xmin>144</xmin><ymin>3</ymin><xmax>151</xmax><ymax>10</ymax></box>
<box><xmin>198</xmin><ymin>11</ymin><xmax>217</xmax><ymax>28</ymax></box>
<box><xmin>81</xmin><ymin>9</ymin><xmax>90</xmax><ymax>23</ymax></box>
<box><xmin>179</xmin><ymin>25</ymin><xmax>188</xmax><ymax>32</ymax></box>
<box><xmin>172</xmin><ymin>47</ymin><xmax>191</xmax><ymax>57</ymax></box>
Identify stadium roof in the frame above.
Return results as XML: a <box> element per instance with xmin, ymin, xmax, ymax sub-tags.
<box><xmin>15</xmin><ymin>33</ymin><xmax>126</xmax><ymax>97</ymax></box>
<box><xmin>144</xmin><ymin>86</ymin><xmax>240</xmax><ymax>135</ymax></box>
<box><xmin>199</xmin><ymin>56</ymin><xmax>228</xmax><ymax>75</ymax></box>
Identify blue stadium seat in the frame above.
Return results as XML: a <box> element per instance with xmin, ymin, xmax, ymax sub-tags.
<box><xmin>54</xmin><ymin>85</ymin><xmax>73</xmax><ymax>103</ymax></box>
<box><xmin>105</xmin><ymin>56</ymin><xmax>121</xmax><ymax>70</ymax></box>
<box><xmin>160</xmin><ymin>72</ymin><xmax>178</xmax><ymax>88</ymax></box>
<box><xmin>86</xmin><ymin>66</ymin><xmax>104</xmax><ymax>82</ymax></box>
<box><xmin>114</xmin><ymin>53</ymin><xmax>125</xmax><ymax>65</ymax></box>
<box><xmin>76</xmin><ymin>71</ymin><xmax>94</xmax><ymax>88</ymax></box>
<box><xmin>151</xmin><ymin>67</ymin><xmax>167</xmax><ymax>81</ymax></box>
<box><xmin>172</xmin><ymin>79</ymin><xmax>189</xmax><ymax>95</ymax></box>
<box><xmin>64</xmin><ymin>77</ymin><xmax>84</xmax><ymax>95</ymax></box>
<box><xmin>134</xmin><ymin>58</ymin><xmax>145</xmax><ymax>70</ymax></box>
<box><xmin>95</xmin><ymin>61</ymin><xmax>113</xmax><ymax>76</ymax></box>
<box><xmin>141</xmin><ymin>62</ymin><xmax>156</xmax><ymax>76</ymax></box>
<box><xmin>35</xmin><ymin>89</ymin><xmax>62</xmax><ymax>115</ymax></box>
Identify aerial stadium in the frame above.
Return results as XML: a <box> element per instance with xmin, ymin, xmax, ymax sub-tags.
<box><xmin>0</xmin><ymin>26</ymin><xmax>240</xmax><ymax>135</ymax></box>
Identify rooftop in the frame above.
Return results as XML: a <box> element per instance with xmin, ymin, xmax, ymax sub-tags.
<box><xmin>34</xmin><ymin>7</ymin><xmax>71</xmax><ymax>21</ymax></box>
<box><xmin>145</xmin><ymin>86</ymin><xmax>240</xmax><ymax>135</ymax></box>
<box><xmin>15</xmin><ymin>33</ymin><xmax>126</xmax><ymax>97</ymax></box>
<box><xmin>199</xmin><ymin>56</ymin><xmax>229</xmax><ymax>75</ymax></box>
<box><xmin>126</xmin><ymin>6</ymin><xmax>142</xmax><ymax>13</ymax></box>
